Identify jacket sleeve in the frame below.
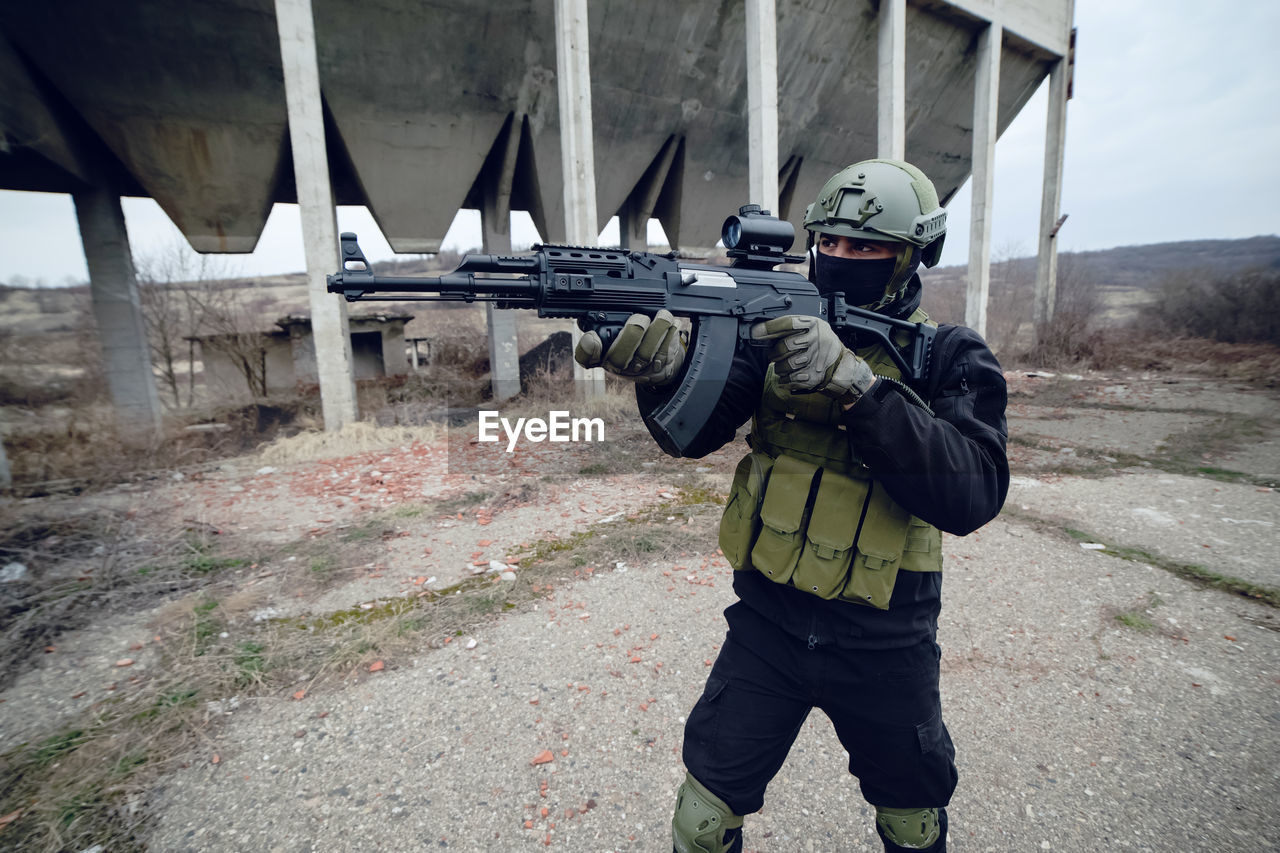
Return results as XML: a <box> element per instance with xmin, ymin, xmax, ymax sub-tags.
<box><xmin>840</xmin><ymin>325</ymin><xmax>1009</xmax><ymax>536</ymax></box>
<box><xmin>634</xmin><ymin>345</ymin><xmax>767</xmax><ymax>459</ymax></box>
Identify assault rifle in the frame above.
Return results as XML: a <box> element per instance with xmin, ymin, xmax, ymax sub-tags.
<box><xmin>327</xmin><ymin>205</ymin><xmax>935</xmax><ymax>456</ymax></box>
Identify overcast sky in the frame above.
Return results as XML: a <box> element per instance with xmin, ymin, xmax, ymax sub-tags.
<box><xmin>1</xmin><ymin>0</ymin><xmax>1277</xmax><ymax>286</ymax></box>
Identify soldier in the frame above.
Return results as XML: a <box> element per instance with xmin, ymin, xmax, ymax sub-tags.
<box><xmin>576</xmin><ymin>158</ymin><xmax>1009</xmax><ymax>852</ymax></box>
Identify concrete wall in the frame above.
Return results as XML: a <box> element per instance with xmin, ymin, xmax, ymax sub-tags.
<box><xmin>287</xmin><ymin>317</ymin><xmax>408</xmax><ymax>385</ymax></box>
<box><xmin>199</xmin><ymin>334</ymin><xmax>294</xmax><ymax>406</ymax></box>
<box><xmin>380</xmin><ymin>324</ymin><xmax>408</xmax><ymax>377</ymax></box>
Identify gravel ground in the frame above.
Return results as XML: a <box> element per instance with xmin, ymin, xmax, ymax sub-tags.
<box><xmin>143</xmin><ymin>511</ymin><xmax>1279</xmax><ymax>852</ymax></box>
<box><xmin>5</xmin><ymin>370</ymin><xmax>1279</xmax><ymax>852</ymax></box>
<box><xmin>1008</xmin><ymin>472</ymin><xmax>1279</xmax><ymax>589</ymax></box>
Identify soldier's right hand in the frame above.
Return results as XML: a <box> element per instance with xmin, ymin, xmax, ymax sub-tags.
<box><xmin>574</xmin><ymin>309</ymin><xmax>685</xmax><ymax>387</ymax></box>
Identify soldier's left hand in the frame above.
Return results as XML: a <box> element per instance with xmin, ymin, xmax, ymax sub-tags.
<box><xmin>575</xmin><ymin>309</ymin><xmax>685</xmax><ymax>386</ymax></box>
<box><xmin>750</xmin><ymin>315</ymin><xmax>876</xmax><ymax>404</ymax></box>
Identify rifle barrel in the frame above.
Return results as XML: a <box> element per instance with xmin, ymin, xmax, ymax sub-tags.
<box><xmin>328</xmin><ymin>273</ymin><xmax>541</xmax><ymax>298</ymax></box>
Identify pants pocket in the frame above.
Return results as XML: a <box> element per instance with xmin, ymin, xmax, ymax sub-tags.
<box><xmin>749</xmin><ymin>454</ymin><xmax>820</xmax><ymax>585</ymax></box>
<box><xmin>915</xmin><ymin>709</ymin><xmax>944</xmax><ymax>754</ymax></box>
<box><xmin>791</xmin><ymin>469</ymin><xmax>867</xmax><ymax>599</ymax></box>
<box><xmin>718</xmin><ymin>452</ymin><xmax>774</xmax><ymax>570</ymax></box>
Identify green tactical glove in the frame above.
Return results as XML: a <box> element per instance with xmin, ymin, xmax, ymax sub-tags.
<box><xmin>750</xmin><ymin>314</ymin><xmax>877</xmax><ymax>404</ymax></box>
<box><xmin>574</xmin><ymin>308</ymin><xmax>685</xmax><ymax>387</ymax></box>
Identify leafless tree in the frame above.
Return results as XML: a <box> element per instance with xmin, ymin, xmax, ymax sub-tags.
<box><xmin>135</xmin><ymin>240</ymin><xmax>267</xmax><ymax>405</ymax></box>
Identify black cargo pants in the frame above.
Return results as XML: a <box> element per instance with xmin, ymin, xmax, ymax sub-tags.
<box><xmin>681</xmin><ymin>603</ymin><xmax>957</xmax><ymax>822</ymax></box>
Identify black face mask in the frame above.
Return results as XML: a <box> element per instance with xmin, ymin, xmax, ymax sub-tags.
<box><xmin>813</xmin><ymin>252</ymin><xmax>896</xmax><ymax>306</ymax></box>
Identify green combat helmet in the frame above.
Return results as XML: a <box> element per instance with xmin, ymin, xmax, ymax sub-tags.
<box><xmin>803</xmin><ymin>158</ymin><xmax>947</xmax><ymax>309</ymax></box>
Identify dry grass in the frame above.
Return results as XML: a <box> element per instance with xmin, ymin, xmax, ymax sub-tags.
<box><xmin>1084</xmin><ymin>332</ymin><xmax>1280</xmax><ymax>386</ymax></box>
<box><xmin>0</xmin><ymin>508</ymin><xmax>265</xmax><ymax>851</ymax></box>
<box><xmin>2</xmin><ymin>397</ymin><xmax>325</xmax><ymax>496</ymax></box>
<box><xmin>0</xmin><ymin>508</ymin><xmax>258</xmax><ymax>691</ymax></box>
<box><xmin>256</xmin><ymin>420</ymin><xmax>442</xmax><ymax>465</ymax></box>
<box><xmin>502</xmin><ymin>367</ymin><xmax>642</xmax><ymax>423</ymax></box>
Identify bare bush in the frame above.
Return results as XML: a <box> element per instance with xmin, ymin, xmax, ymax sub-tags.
<box><xmin>1025</xmin><ymin>253</ymin><xmax>1105</xmax><ymax>366</ymax></box>
<box><xmin>919</xmin><ymin>245</ymin><xmax>1038</xmax><ymax>356</ymax></box>
<box><xmin>1083</xmin><ymin>330</ymin><xmax>1280</xmax><ymax>386</ymax></box>
<box><xmin>1143</xmin><ymin>266</ymin><xmax>1280</xmax><ymax>345</ymax></box>
<box><xmin>921</xmin><ymin>272</ymin><xmax>964</xmax><ymax>327</ymax></box>
<box><xmin>984</xmin><ymin>245</ymin><xmax>1038</xmax><ymax>354</ymax></box>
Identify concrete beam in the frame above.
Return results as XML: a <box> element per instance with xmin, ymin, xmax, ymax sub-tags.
<box><xmin>314</xmin><ymin>1</ymin><xmax>514</xmax><ymax>254</ymax></box>
<box><xmin>554</xmin><ymin>0</ymin><xmax>605</xmax><ymax>398</ymax></box>
<box><xmin>481</xmin><ymin>116</ymin><xmax>523</xmax><ymax>403</ymax></box>
<box><xmin>73</xmin><ymin>187</ymin><xmax>162</xmax><ymax>439</ymax></box>
<box><xmin>275</xmin><ymin>0</ymin><xmax>357</xmax><ymax>430</ymax></box>
<box><xmin>965</xmin><ymin>21</ymin><xmax>1001</xmax><ymax>338</ymax></box>
<box><xmin>745</xmin><ymin>0</ymin><xmax>779</xmax><ymax>213</ymax></box>
<box><xmin>619</xmin><ymin>135</ymin><xmax>680</xmax><ymax>250</ymax></box>
<box><xmin>933</xmin><ymin>0</ymin><xmax>1071</xmax><ymax>56</ymax></box>
<box><xmin>777</xmin><ymin>153</ymin><xmax>802</xmax><ymax>221</ymax></box>
<box><xmin>0</xmin><ymin>32</ymin><xmax>90</xmax><ymax>187</ymax></box>
<box><xmin>5</xmin><ymin>2</ymin><xmax>287</xmax><ymax>253</ymax></box>
<box><xmin>1035</xmin><ymin>52</ymin><xmax>1069</xmax><ymax>328</ymax></box>
<box><xmin>877</xmin><ymin>0</ymin><xmax>906</xmax><ymax>160</ymax></box>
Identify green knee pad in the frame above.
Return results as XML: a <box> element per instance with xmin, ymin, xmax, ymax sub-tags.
<box><xmin>671</xmin><ymin>772</ymin><xmax>743</xmax><ymax>853</ymax></box>
<box><xmin>876</xmin><ymin>806</ymin><xmax>941</xmax><ymax>849</ymax></box>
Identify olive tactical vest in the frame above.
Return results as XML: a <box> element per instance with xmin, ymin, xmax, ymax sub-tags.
<box><xmin>717</xmin><ymin>310</ymin><xmax>942</xmax><ymax>610</ymax></box>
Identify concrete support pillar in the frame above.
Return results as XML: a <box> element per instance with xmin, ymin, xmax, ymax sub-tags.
<box><xmin>1035</xmin><ymin>54</ymin><xmax>1070</xmax><ymax>329</ymax></box>
<box><xmin>275</xmin><ymin>0</ymin><xmax>357</xmax><ymax>430</ymax></box>
<box><xmin>73</xmin><ymin>188</ymin><xmax>162</xmax><ymax>440</ymax></box>
<box><xmin>877</xmin><ymin>0</ymin><xmax>906</xmax><ymax>160</ymax></box>
<box><xmin>965</xmin><ymin>22</ymin><xmax>1002</xmax><ymax>338</ymax></box>
<box><xmin>745</xmin><ymin>0</ymin><xmax>779</xmax><ymax>212</ymax></box>
<box><xmin>619</xmin><ymin>210</ymin><xmax>647</xmax><ymax>251</ymax></box>
<box><xmin>554</xmin><ymin>0</ymin><xmax>605</xmax><ymax>398</ymax></box>
<box><xmin>479</xmin><ymin>115</ymin><xmax>523</xmax><ymax>402</ymax></box>
<box><xmin>481</xmin><ymin>212</ymin><xmax>522</xmax><ymax>402</ymax></box>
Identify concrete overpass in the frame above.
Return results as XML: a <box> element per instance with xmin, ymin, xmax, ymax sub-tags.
<box><xmin>0</xmin><ymin>0</ymin><xmax>1074</xmax><ymax>440</ymax></box>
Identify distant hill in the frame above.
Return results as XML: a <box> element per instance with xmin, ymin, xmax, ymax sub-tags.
<box><xmin>1064</xmin><ymin>236</ymin><xmax>1280</xmax><ymax>282</ymax></box>
<box><xmin>929</xmin><ymin>235</ymin><xmax>1280</xmax><ymax>293</ymax></box>
<box><xmin>920</xmin><ymin>235</ymin><xmax>1280</xmax><ymax>325</ymax></box>
<box><xmin>3</xmin><ymin>235</ymin><xmax>1277</xmax><ymax>335</ymax></box>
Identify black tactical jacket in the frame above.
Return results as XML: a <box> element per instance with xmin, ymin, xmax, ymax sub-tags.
<box><xmin>636</xmin><ymin>277</ymin><xmax>1010</xmax><ymax>648</ymax></box>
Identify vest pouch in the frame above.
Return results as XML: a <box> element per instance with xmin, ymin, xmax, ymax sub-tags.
<box><xmin>899</xmin><ymin>517</ymin><xmax>943</xmax><ymax>573</ymax></box>
<box><xmin>749</xmin><ymin>453</ymin><xmax>820</xmax><ymax>585</ymax></box>
<box><xmin>840</xmin><ymin>484</ymin><xmax>912</xmax><ymax>610</ymax></box>
<box><xmin>718</xmin><ymin>451</ymin><xmax>775</xmax><ymax>570</ymax></box>
<box><xmin>791</xmin><ymin>469</ymin><xmax>868</xmax><ymax>599</ymax></box>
